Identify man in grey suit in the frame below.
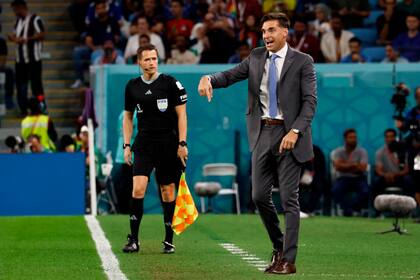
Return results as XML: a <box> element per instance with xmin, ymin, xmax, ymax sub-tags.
<box><xmin>198</xmin><ymin>13</ymin><xmax>317</xmax><ymax>274</ymax></box>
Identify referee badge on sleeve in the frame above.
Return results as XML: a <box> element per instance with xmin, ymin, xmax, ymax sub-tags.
<box><xmin>157</xmin><ymin>98</ymin><xmax>168</xmax><ymax>112</ymax></box>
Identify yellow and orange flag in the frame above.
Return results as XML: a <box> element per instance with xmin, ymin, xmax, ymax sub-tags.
<box><xmin>172</xmin><ymin>172</ymin><xmax>199</xmax><ymax>235</ymax></box>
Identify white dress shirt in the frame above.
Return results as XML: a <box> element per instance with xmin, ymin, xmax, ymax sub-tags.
<box><xmin>260</xmin><ymin>43</ymin><xmax>288</xmax><ymax>120</ymax></box>
<box><xmin>320</xmin><ymin>30</ymin><xmax>354</xmax><ymax>63</ymax></box>
<box><xmin>124</xmin><ymin>33</ymin><xmax>166</xmax><ymax>61</ymax></box>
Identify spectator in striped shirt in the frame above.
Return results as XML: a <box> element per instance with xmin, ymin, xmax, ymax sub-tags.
<box><xmin>8</xmin><ymin>0</ymin><xmax>46</xmax><ymax>116</ymax></box>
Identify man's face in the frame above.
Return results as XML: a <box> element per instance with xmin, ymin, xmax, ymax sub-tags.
<box><xmin>28</xmin><ymin>137</ymin><xmax>42</xmax><ymax>153</ymax></box>
<box><xmin>315</xmin><ymin>8</ymin><xmax>326</xmax><ymax>21</ymax></box>
<box><xmin>293</xmin><ymin>21</ymin><xmax>306</xmax><ymax>36</ymax></box>
<box><xmin>331</xmin><ymin>17</ymin><xmax>343</xmax><ymax>33</ymax></box>
<box><xmin>262</xmin><ymin>20</ymin><xmax>288</xmax><ymax>52</ymax></box>
<box><xmin>345</xmin><ymin>132</ymin><xmax>358</xmax><ymax>148</ymax></box>
<box><xmin>204</xmin><ymin>12</ymin><xmax>216</xmax><ymax>29</ymax></box>
<box><xmin>137</xmin><ymin>18</ymin><xmax>149</xmax><ymax>34</ymax></box>
<box><xmin>80</xmin><ymin>131</ymin><xmax>89</xmax><ymax>145</ymax></box>
<box><xmin>143</xmin><ymin>0</ymin><xmax>156</xmax><ymax>13</ymax></box>
<box><xmin>385</xmin><ymin>131</ymin><xmax>396</xmax><ymax>146</ymax></box>
<box><xmin>349</xmin><ymin>41</ymin><xmax>361</xmax><ymax>54</ymax></box>
<box><xmin>138</xmin><ymin>50</ymin><xmax>158</xmax><ymax>75</ymax></box>
<box><xmin>139</xmin><ymin>37</ymin><xmax>150</xmax><ymax>47</ymax></box>
<box><xmin>170</xmin><ymin>1</ymin><xmax>183</xmax><ymax>18</ymax></box>
<box><xmin>406</xmin><ymin>16</ymin><xmax>419</xmax><ymax>31</ymax></box>
<box><xmin>385</xmin><ymin>0</ymin><xmax>396</xmax><ymax>7</ymax></box>
<box><xmin>96</xmin><ymin>3</ymin><xmax>108</xmax><ymax>19</ymax></box>
<box><xmin>385</xmin><ymin>45</ymin><xmax>396</xmax><ymax>60</ymax></box>
<box><xmin>175</xmin><ymin>36</ymin><xmax>187</xmax><ymax>50</ymax></box>
<box><xmin>12</xmin><ymin>4</ymin><xmax>27</xmax><ymax>18</ymax></box>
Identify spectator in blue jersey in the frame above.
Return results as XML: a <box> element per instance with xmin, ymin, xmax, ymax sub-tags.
<box><xmin>381</xmin><ymin>44</ymin><xmax>409</xmax><ymax>63</ymax></box>
<box><xmin>93</xmin><ymin>39</ymin><xmax>125</xmax><ymax>65</ymax></box>
<box><xmin>71</xmin><ymin>0</ymin><xmax>121</xmax><ymax>88</ymax></box>
<box><xmin>340</xmin><ymin>37</ymin><xmax>367</xmax><ymax>63</ymax></box>
<box><xmin>393</xmin><ymin>14</ymin><xmax>420</xmax><ymax>62</ymax></box>
<box><xmin>85</xmin><ymin>0</ymin><xmax>123</xmax><ymax>27</ymax></box>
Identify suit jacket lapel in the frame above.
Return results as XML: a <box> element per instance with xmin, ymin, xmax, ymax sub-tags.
<box><xmin>279</xmin><ymin>47</ymin><xmax>296</xmax><ymax>82</ymax></box>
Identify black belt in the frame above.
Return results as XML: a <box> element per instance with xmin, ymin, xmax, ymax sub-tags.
<box><xmin>261</xmin><ymin>119</ymin><xmax>284</xmax><ymax>126</ymax></box>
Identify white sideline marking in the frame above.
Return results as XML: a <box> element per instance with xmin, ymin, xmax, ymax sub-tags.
<box><xmin>219</xmin><ymin>243</ymin><xmax>268</xmax><ymax>271</ymax></box>
<box><xmin>85</xmin><ymin>215</ymin><xmax>129</xmax><ymax>280</ymax></box>
<box><xmin>219</xmin><ymin>243</ymin><xmax>416</xmax><ymax>278</ymax></box>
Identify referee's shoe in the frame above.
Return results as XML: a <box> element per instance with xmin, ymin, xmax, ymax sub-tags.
<box><xmin>162</xmin><ymin>241</ymin><xmax>175</xmax><ymax>254</ymax></box>
<box><xmin>122</xmin><ymin>234</ymin><xmax>139</xmax><ymax>253</ymax></box>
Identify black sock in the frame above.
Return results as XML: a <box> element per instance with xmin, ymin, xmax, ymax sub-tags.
<box><xmin>129</xmin><ymin>198</ymin><xmax>144</xmax><ymax>242</ymax></box>
<box><xmin>162</xmin><ymin>201</ymin><xmax>176</xmax><ymax>244</ymax></box>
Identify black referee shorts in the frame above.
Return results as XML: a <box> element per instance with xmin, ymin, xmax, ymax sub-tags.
<box><xmin>132</xmin><ymin>136</ymin><xmax>183</xmax><ymax>185</ymax></box>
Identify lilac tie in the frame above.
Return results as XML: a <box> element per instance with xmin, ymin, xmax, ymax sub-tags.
<box><xmin>268</xmin><ymin>54</ymin><xmax>279</xmax><ymax>118</ymax></box>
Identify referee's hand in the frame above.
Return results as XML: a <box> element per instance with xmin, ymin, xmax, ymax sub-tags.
<box><xmin>124</xmin><ymin>148</ymin><xmax>133</xmax><ymax>166</ymax></box>
<box><xmin>198</xmin><ymin>76</ymin><xmax>213</xmax><ymax>102</ymax></box>
<box><xmin>178</xmin><ymin>146</ymin><xmax>188</xmax><ymax>167</ymax></box>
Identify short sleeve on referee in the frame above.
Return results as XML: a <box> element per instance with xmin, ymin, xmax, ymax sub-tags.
<box><xmin>124</xmin><ymin>80</ymin><xmax>135</xmax><ymax>112</ymax></box>
<box><xmin>172</xmin><ymin>77</ymin><xmax>187</xmax><ymax>106</ymax></box>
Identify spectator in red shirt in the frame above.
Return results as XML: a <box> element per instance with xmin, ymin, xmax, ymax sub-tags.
<box><xmin>166</xmin><ymin>0</ymin><xmax>194</xmax><ymax>46</ymax></box>
<box><xmin>288</xmin><ymin>17</ymin><xmax>321</xmax><ymax>62</ymax></box>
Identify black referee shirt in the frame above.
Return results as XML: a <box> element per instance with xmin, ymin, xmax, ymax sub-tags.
<box><xmin>124</xmin><ymin>73</ymin><xmax>187</xmax><ymax>137</ymax></box>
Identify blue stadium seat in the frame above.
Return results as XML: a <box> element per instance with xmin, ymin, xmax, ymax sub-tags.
<box><xmin>349</xmin><ymin>28</ymin><xmax>377</xmax><ymax>46</ymax></box>
<box><xmin>362</xmin><ymin>46</ymin><xmax>386</xmax><ymax>62</ymax></box>
<box><xmin>364</xmin><ymin>10</ymin><xmax>384</xmax><ymax>27</ymax></box>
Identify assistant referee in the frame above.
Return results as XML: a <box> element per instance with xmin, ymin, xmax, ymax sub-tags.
<box><xmin>122</xmin><ymin>44</ymin><xmax>188</xmax><ymax>254</ymax></box>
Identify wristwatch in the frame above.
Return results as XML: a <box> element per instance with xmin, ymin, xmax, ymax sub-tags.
<box><xmin>291</xmin><ymin>129</ymin><xmax>300</xmax><ymax>134</ymax></box>
<box><xmin>123</xmin><ymin>143</ymin><xmax>131</xmax><ymax>149</ymax></box>
<box><xmin>179</xmin><ymin>141</ymin><xmax>187</xmax><ymax>147</ymax></box>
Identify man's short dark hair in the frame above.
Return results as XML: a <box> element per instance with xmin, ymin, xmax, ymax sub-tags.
<box><xmin>349</xmin><ymin>37</ymin><xmax>362</xmax><ymax>45</ymax></box>
<box><xmin>11</xmin><ymin>0</ymin><xmax>26</xmax><ymax>7</ymax></box>
<box><xmin>139</xmin><ymin>34</ymin><xmax>151</xmax><ymax>42</ymax></box>
<box><xmin>343</xmin><ymin>128</ymin><xmax>356</xmax><ymax>138</ymax></box>
<box><xmin>384</xmin><ymin>128</ymin><xmax>397</xmax><ymax>136</ymax></box>
<box><xmin>407</xmin><ymin>13</ymin><xmax>420</xmax><ymax>20</ymax></box>
<box><xmin>171</xmin><ymin>0</ymin><xmax>184</xmax><ymax>6</ymax></box>
<box><xmin>28</xmin><ymin>134</ymin><xmax>40</xmax><ymax>141</ymax></box>
<box><xmin>260</xmin><ymin>13</ymin><xmax>290</xmax><ymax>29</ymax></box>
<box><xmin>137</xmin><ymin>44</ymin><xmax>158</xmax><ymax>60</ymax></box>
<box><xmin>293</xmin><ymin>16</ymin><xmax>308</xmax><ymax>26</ymax></box>
<box><xmin>330</xmin><ymin>12</ymin><xmax>342</xmax><ymax>21</ymax></box>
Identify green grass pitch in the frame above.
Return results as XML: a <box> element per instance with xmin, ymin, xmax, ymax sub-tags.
<box><xmin>1</xmin><ymin>215</ymin><xmax>419</xmax><ymax>280</ymax></box>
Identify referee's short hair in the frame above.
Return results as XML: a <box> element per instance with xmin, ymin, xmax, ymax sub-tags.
<box><xmin>137</xmin><ymin>44</ymin><xmax>158</xmax><ymax>60</ymax></box>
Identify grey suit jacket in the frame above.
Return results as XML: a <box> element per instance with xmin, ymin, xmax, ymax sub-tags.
<box><xmin>209</xmin><ymin>46</ymin><xmax>317</xmax><ymax>163</ymax></box>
